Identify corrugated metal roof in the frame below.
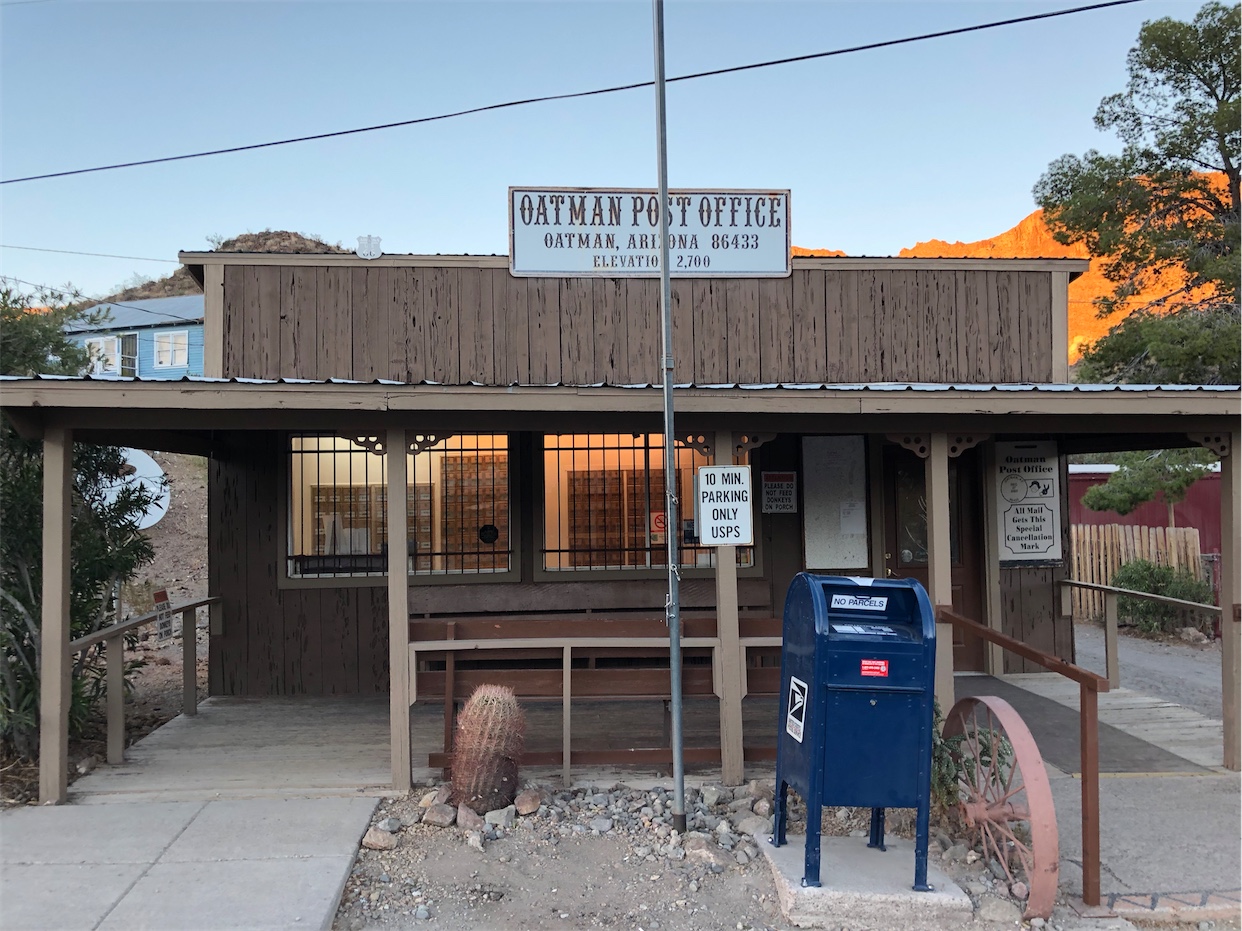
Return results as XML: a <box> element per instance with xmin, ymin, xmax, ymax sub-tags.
<box><xmin>66</xmin><ymin>295</ymin><xmax>204</xmax><ymax>332</ymax></box>
<box><xmin>1</xmin><ymin>374</ymin><xmax>1237</xmax><ymax>392</ymax></box>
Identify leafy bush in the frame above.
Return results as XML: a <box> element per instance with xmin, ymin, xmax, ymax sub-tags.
<box><xmin>1110</xmin><ymin>559</ymin><xmax>1214</xmax><ymax>635</ymax></box>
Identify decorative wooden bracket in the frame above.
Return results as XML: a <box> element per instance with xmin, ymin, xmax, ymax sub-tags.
<box><xmin>348</xmin><ymin>435</ymin><xmax>387</xmax><ymax>455</ymax></box>
<box><xmin>345</xmin><ymin>433</ymin><xmax>452</xmax><ymax>456</ymax></box>
<box><xmin>947</xmin><ymin>434</ymin><xmax>987</xmax><ymax>458</ymax></box>
<box><xmin>733</xmin><ymin>432</ymin><xmax>776</xmax><ymax>458</ymax></box>
<box><xmin>678</xmin><ymin>433</ymin><xmax>711</xmax><ymax>456</ymax></box>
<box><xmin>887</xmin><ymin>434</ymin><xmax>929</xmax><ymax>458</ymax></box>
<box><xmin>1190</xmin><ymin>433</ymin><xmax>1230</xmax><ymax>457</ymax></box>
<box><xmin>409</xmin><ymin>433</ymin><xmax>451</xmax><ymax>455</ymax></box>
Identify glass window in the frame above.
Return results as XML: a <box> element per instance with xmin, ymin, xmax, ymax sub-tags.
<box><xmin>154</xmin><ymin>330</ymin><xmax>189</xmax><ymax>367</ymax></box>
<box><xmin>85</xmin><ymin>337</ymin><xmax>118</xmax><ymax>374</ymax></box>
<box><xmin>542</xmin><ymin>433</ymin><xmax>752</xmax><ymax>571</ymax></box>
<box><xmin>287</xmin><ymin>434</ymin><xmax>510</xmax><ymax>578</ymax></box>
<box><xmin>894</xmin><ymin>461</ymin><xmax>961</xmax><ymax>567</ymax></box>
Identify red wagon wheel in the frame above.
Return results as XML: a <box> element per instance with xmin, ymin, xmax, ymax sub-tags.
<box><xmin>942</xmin><ymin>695</ymin><xmax>1059</xmax><ymax>920</ymax></box>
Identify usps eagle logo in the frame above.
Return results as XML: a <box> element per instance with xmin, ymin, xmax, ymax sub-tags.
<box><xmin>356</xmin><ymin>235</ymin><xmax>382</xmax><ymax>260</ymax></box>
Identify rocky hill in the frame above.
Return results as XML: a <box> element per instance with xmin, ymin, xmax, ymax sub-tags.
<box><xmin>99</xmin><ymin>230</ymin><xmax>348</xmax><ymax>303</ymax></box>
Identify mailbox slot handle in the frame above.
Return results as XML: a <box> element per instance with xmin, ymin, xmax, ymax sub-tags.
<box><xmin>823</xmin><ymin>684</ymin><xmax>924</xmax><ymax>695</ymax></box>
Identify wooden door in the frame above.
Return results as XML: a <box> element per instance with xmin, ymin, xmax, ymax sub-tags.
<box><xmin>882</xmin><ymin>445</ymin><xmax>986</xmax><ymax>671</ymax></box>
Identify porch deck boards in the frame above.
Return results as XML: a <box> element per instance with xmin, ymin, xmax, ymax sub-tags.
<box><xmin>69</xmin><ymin>697</ymin><xmax>394</xmax><ymax>804</ymax></box>
<box><xmin>69</xmin><ymin>695</ymin><xmax>784</xmax><ymax>803</ymax></box>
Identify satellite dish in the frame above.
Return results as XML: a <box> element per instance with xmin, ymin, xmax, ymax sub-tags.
<box><xmin>103</xmin><ymin>449</ymin><xmax>171</xmax><ymax>530</ymax></box>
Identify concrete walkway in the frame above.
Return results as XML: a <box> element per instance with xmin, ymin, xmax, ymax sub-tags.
<box><xmin>0</xmin><ymin>797</ymin><xmax>377</xmax><ymax>931</ymax></box>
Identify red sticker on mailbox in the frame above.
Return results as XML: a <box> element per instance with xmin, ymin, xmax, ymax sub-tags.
<box><xmin>860</xmin><ymin>659</ymin><xmax>889</xmax><ymax>677</ymax></box>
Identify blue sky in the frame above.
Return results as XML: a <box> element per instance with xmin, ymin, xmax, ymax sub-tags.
<box><xmin>0</xmin><ymin>0</ymin><xmax>1204</xmax><ymax>299</ymax></box>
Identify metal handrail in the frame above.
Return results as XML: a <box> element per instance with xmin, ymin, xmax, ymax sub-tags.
<box><xmin>70</xmin><ymin>596</ymin><xmax>220</xmax><ymax>766</ymax></box>
<box><xmin>937</xmin><ymin>606</ymin><xmax>1108</xmax><ymax>910</ymax></box>
<box><xmin>1059</xmin><ymin>580</ymin><xmax>1218</xmax><ymax>689</ymax></box>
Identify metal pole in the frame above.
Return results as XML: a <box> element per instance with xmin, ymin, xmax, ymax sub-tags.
<box><xmin>652</xmin><ymin>0</ymin><xmax>686</xmax><ymax>834</ymax></box>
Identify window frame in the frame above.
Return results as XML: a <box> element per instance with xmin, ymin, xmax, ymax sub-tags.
<box><xmin>533</xmin><ymin>432</ymin><xmax>762</xmax><ymax>582</ymax></box>
<box><xmin>278</xmin><ymin>432</ymin><xmax>521</xmax><ymax>589</ymax></box>
<box><xmin>153</xmin><ymin>329</ymin><xmax>190</xmax><ymax>369</ymax></box>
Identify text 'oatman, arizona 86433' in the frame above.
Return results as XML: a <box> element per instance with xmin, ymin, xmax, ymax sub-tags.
<box><xmin>696</xmin><ymin>465</ymin><xmax>754</xmax><ymax>546</ymax></box>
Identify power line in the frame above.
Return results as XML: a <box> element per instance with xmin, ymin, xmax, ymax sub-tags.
<box><xmin>0</xmin><ymin>276</ymin><xmax>203</xmax><ymax>324</ymax></box>
<box><xmin>1</xmin><ymin>0</ymin><xmax>1145</xmax><ymax>185</ymax></box>
<box><xmin>0</xmin><ymin>244</ymin><xmax>179</xmax><ymax>263</ymax></box>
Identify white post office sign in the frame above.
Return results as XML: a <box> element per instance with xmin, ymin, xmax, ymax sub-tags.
<box><xmin>509</xmin><ymin>187</ymin><xmax>791</xmax><ymax>278</ymax></box>
<box><xmin>995</xmin><ymin>441</ymin><xmax>1063</xmax><ymax>564</ymax></box>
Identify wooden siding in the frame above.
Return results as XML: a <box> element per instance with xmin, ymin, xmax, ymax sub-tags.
<box><xmin>209</xmin><ymin>437</ymin><xmax>389</xmax><ymax>696</ymax></box>
<box><xmin>220</xmin><ymin>266</ymin><xmax>1057</xmax><ymax>385</ymax></box>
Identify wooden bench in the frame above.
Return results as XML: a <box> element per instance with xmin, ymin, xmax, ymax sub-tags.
<box><xmin>405</xmin><ymin>579</ymin><xmax>782</xmax><ymax>781</ymax></box>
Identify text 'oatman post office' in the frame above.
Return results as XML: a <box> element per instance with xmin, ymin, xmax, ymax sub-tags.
<box><xmin>509</xmin><ymin>187</ymin><xmax>791</xmax><ymax>277</ymax></box>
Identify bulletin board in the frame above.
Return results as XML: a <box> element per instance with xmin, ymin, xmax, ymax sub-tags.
<box><xmin>802</xmin><ymin>435</ymin><xmax>869</xmax><ymax>570</ymax></box>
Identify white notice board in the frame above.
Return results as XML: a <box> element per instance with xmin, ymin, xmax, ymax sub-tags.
<box><xmin>995</xmin><ymin>441</ymin><xmax>1063</xmax><ymax>564</ymax></box>
<box><xmin>802</xmin><ymin>436</ymin><xmax>868</xmax><ymax>569</ymax></box>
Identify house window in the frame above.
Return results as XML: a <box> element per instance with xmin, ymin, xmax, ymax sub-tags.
<box><xmin>154</xmin><ymin>330</ymin><xmax>189</xmax><ymax>368</ymax></box>
<box><xmin>84</xmin><ymin>334</ymin><xmax>137</xmax><ymax>376</ymax></box>
<box><xmin>85</xmin><ymin>337</ymin><xmax>119</xmax><ymax>374</ymax></box>
<box><xmin>542</xmin><ymin>433</ymin><xmax>752</xmax><ymax>571</ymax></box>
<box><xmin>288</xmin><ymin>434</ymin><xmax>511</xmax><ymax>578</ymax></box>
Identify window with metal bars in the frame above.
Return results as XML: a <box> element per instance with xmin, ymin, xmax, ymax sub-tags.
<box><xmin>288</xmin><ymin>434</ymin><xmax>511</xmax><ymax>578</ymax></box>
<box><xmin>542</xmin><ymin>433</ymin><xmax>753</xmax><ymax>571</ymax></box>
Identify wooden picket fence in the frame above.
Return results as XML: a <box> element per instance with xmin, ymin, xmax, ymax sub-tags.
<box><xmin>1069</xmin><ymin>523</ymin><xmax>1203</xmax><ymax>621</ymax></box>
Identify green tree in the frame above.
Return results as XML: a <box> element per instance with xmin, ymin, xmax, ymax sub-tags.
<box><xmin>1075</xmin><ymin>302</ymin><xmax>1240</xmax><ymax>384</ymax></box>
<box><xmin>0</xmin><ymin>285</ymin><xmax>156</xmax><ymax>760</ymax></box>
<box><xmin>1034</xmin><ymin>2</ymin><xmax>1240</xmax><ymax>383</ymax></box>
<box><xmin>1081</xmin><ymin>447</ymin><xmax>1216</xmax><ymax>528</ymax></box>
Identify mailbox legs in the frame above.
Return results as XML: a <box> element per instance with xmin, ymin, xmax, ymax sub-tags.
<box><xmin>867</xmin><ymin>807</ymin><xmax>886</xmax><ymax>851</ymax></box>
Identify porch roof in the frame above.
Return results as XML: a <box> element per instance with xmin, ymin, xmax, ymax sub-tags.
<box><xmin>2</xmin><ymin>376</ymin><xmax>1236</xmax><ymax>456</ymax></box>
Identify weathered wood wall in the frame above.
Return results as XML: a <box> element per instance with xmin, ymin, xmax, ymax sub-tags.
<box><xmin>219</xmin><ymin>265</ymin><xmax>1055</xmax><ymax>385</ymax></box>
<box><xmin>209</xmin><ymin>436</ymin><xmax>389</xmax><ymax>696</ymax></box>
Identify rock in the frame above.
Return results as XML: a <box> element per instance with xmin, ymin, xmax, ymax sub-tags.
<box><xmin>75</xmin><ymin>755</ymin><xmax>98</xmax><ymax>775</ymax></box>
<box><xmin>378</xmin><ymin>872</ymin><xmax>391</xmax><ymax>883</ymax></box>
<box><xmin>835</xmin><ymin>808</ymin><xmax>852</xmax><ymax>824</ymax></box>
<box><xmin>422</xmin><ymin>803</ymin><xmax>456</xmax><ymax>827</ymax></box>
<box><xmin>966</xmin><ymin>849</ymin><xmax>980</xmax><ymax>864</ymax></box>
<box><xmin>702</xmin><ymin>785</ymin><xmax>723</xmax><ymax>807</ymax></box>
<box><xmin>418</xmin><ymin>789</ymin><xmax>439</xmax><ymax>808</ymax></box>
<box><xmin>485</xmin><ymin>805</ymin><xmax>517</xmax><ymax>829</ymax></box>
<box><xmin>963</xmin><ymin>880</ymin><xmax>987</xmax><ymax>896</ymax></box>
<box><xmin>377</xmin><ymin>817</ymin><xmax>402</xmax><ymax>833</ymax></box>
<box><xmin>735</xmin><ymin>815</ymin><xmax>772</xmax><ymax>837</ymax></box>
<box><xmin>362</xmin><ymin>827</ymin><xmax>397</xmax><ymax>850</ymax></box>
<box><xmin>403</xmin><ymin>810</ymin><xmax>424</xmax><ymax>826</ymax></box>
<box><xmin>976</xmin><ymin>896</ymin><xmax>1022</xmax><ymax>924</ymax></box>
<box><xmin>591</xmin><ymin>817</ymin><xmax>614</xmax><ymax>833</ymax></box>
<box><xmin>466</xmin><ymin>830</ymin><xmax>485</xmax><ymax>852</ymax></box>
<box><xmin>944</xmin><ymin>844</ymin><xmax>968</xmax><ymax>862</ymax></box>
<box><xmin>415</xmin><ymin>904</ymin><xmax>430</xmax><ymax>920</ymax></box>
<box><xmin>433</xmin><ymin>784</ymin><xmax>452</xmax><ymax>805</ymax></box>
<box><xmin>1010</xmin><ymin>881</ymin><xmax>1029</xmax><ymax>900</ymax></box>
<box><xmin>734</xmin><ymin>849</ymin><xmax>751</xmax><ymax>865</ymax></box>
<box><xmin>685</xmin><ymin>844</ymin><xmax>734</xmax><ymax>871</ymax></box>
<box><xmin>515</xmin><ymin>788</ymin><xmax>542</xmax><ymax>815</ymax></box>
<box><xmin>747</xmin><ymin>779</ymin><xmax>775</xmax><ymax>802</ymax></box>
<box><xmin>1029</xmin><ymin>919</ymin><xmax>1046</xmax><ymax>929</ymax></box>
<box><xmin>1180</xmin><ymin>627</ymin><xmax>1209</xmax><ymax>644</ymax></box>
<box><xmin>728</xmin><ymin>797</ymin><xmax>755</xmax><ymax>813</ymax></box>
<box><xmin>457</xmin><ymin>804</ymin><xmax>485</xmax><ymax>832</ymax></box>
<box><xmin>752</xmin><ymin>798</ymin><xmax>773</xmax><ymax>818</ymax></box>
<box><xmin>988</xmin><ymin>858</ymin><xmax>1008</xmax><ymax>881</ymax></box>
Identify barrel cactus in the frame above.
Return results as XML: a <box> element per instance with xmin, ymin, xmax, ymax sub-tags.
<box><xmin>451</xmin><ymin>684</ymin><xmax>526</xmax><ymax>814</ymax></box>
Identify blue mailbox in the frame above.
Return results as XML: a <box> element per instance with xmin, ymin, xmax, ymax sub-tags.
<box><xmin>772</xmin><ymin>574</ymin><xmax>936</xmax><ymax>891</ymax></box>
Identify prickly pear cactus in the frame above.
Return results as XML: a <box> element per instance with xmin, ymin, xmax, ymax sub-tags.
<box><xmin>451</xmin><ymin>684</ymin><xmax>526</xmax><ymax>814</ymax></box>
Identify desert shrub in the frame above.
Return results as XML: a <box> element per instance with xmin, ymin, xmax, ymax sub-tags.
<box><xmin>1110</xmin><ymin>559</ymin><xmax>1214</xmax><ymax>635</ymax></box>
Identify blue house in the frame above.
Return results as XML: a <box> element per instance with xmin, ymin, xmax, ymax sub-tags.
<box><xmin>66</xmin><ymin>295</ymin><xmax>205</xmax><ymax>378</ymax></box>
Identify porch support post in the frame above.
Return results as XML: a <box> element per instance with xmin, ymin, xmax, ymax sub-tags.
<box><xmin>714</xmin><ymin>430</ymin><xmax>745</xmax><ymax>785</ymax></box>
<box><xmin>387</xmin><ymin>429</ymin><xmax>412</xmax><ymax>792</ymax></box>
<box><xmin>925</xmin><ymin>433</ymin><xmax>954</xmax><ymax>709</ymax></box>
<box><xmin>981</xmin><ymin>442</ymin><xmax>1005</xmax><ymax>675</ymax></box>
<box><xmin>39</xmin><ymin>426</ymin><xmax>72</xmax><ymax>805</ymax></box>
<box><xmin>1221</xmin><ymin>432</ymin><xmax>1240</xmax><ymax>771</ymax></box>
